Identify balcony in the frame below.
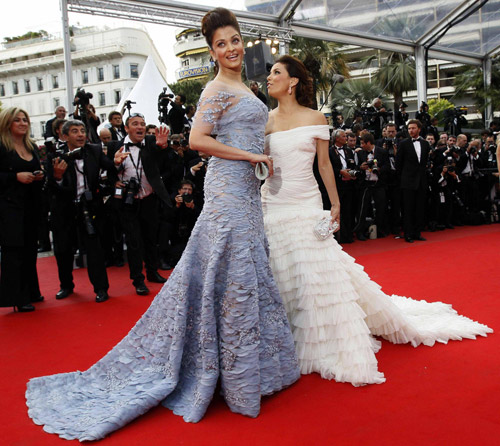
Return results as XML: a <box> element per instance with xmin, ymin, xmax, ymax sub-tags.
<box><xmin>173</xmin><ymin>35</ymin><xmax>208</xmax><ymax>58</ymax></box>
<box><xmin>176</xmin><ymin>64</ymin><xmax>212</xmax><ymax>81</ymax></box>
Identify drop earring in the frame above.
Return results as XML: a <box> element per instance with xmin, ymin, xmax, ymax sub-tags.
<box><xmin>288</xmin><ymin>86</ymin><xmax>292</xmax><ymax>95</ymax></box>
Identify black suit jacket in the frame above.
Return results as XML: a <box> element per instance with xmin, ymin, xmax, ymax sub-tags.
<box><xmin>44</xmin><ymin>117</ymin><xmax>57</xmax><ymax>139</ymax></box>
<box><xmin>0</xmin><ymin>144</ymin><xmax>42</xmax><ymax>246</ymax></box>
<box><xmin>107</xmin><ymin>135</ymin><xmax>172</xmax><ymax>207</ymax></box>
<box><xmin>357</xmin><ymin>146</ymin><xmax>390</xmax><ymax>185</ymax></box>
<box><xmin>395</xmin><ymin>137</ymin><xmax>430</xmax><ymax>190</ymax></box>
<box><xmin>329</xmin><ymin>145</ymin><xmax>357</xmax><ymax>191</ymax></box>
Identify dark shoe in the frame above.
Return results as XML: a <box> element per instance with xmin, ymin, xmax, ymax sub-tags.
<box><xmin>114</xmin><ymin>259</ymin><xmax>125</xmax><ymax>267</ymax></box>
<box><xmin>135</xmin><ymin>282</ymin><xmax>150</xmax><ymax>296</ymax></box>
<box><xmin>95</xmin><ymin>290</ymin><xmax>109</xmax><ymax>303</ymax></box>
<box><xmin>31</xmin><ymin>295</ymin><xmax>44</xmax><ymax>303</ymax></box>
<box><xmin>147</xmin><ymin>271</ymin><xmax>167</xmax><ymax>283</ymax></box>
<box><xmin>357</xmin><ymin>233</ymin><xmax>367</xmax><ymax>241</ymax></box>
<box><xmin>38</xmin><ymin>246</ymin><xmax>51</xmax><ymax>253</ymax></box>
<box><xmin>445</xmin><ymin>224</ymin><xmax>454</xmax><ymax>229</ymax></box>
<box><xmin>415</xmin><ymin>236</ymin><xmax>427</xmax><ymax>241</ymax></box>
<box><xmin>377</xmin><ymin>232</ymin><xmax>387</xmax><ymax>239</ymax></box>
<box><xmin>56</xmin><ymin>288</ymin><xmax>74</xmax><ymax>300</ymax></box>
<box><xmin>405</xmin><ymin>237</ymin><xmax>414</xmax><ymax>243</ymax></box>
<box><xmin>159</xmin><ymin>260</ymin><xmax>173</xmax><ymax>271</ymax></box>
<box><xmin>16</xmin><ymin>304</ymin><xmax>35</xmax><ymax>312</ymax></box>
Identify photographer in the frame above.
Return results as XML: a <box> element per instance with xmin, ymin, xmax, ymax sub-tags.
<box><xmin>378</xmin><ymin>123</ymin><xmax>401</xmax><ymax>235</ymax></box>
<box><xmin>109</xmin><ymin>113</ymin><xmax>172</xmax><ymax>296</ymax></box>
<box><xmin>355</xmin><ymin>132</ymin><xmax>389</xmax><ymax>240</ymax></box>
<box><xmin>415</xmin><ymin>102</ymin><xmax>431</xmax><ymax>137</ymax></box>
<box><xmin>44</xmin><ymin>106</ymin><xmax>67</xmax><ymax>139</ymax></box>
<box><xmin>183</xmin><ymin>105</ymin><xmax>196</xmax><ymax>135</ymax></box>
<box><xmin>168</xmin><ymin>94</ymin><xmax>187</xmax><ymax>135</ymax></box>
<box><xmin>108</xmin><ymin>111</ymin><xmax>126</xmax><ymax>141</ymax></box>
<box><xmin>456</xmin><ymin>139</ymin><xmax>484</xmax><ymax>222</ymax></box>
<box><xmin>168</xmin><ymin>180</ymin><xmax>201</xmax><ymax>267</ymax></box>
<box><xmin>435</xmin><ymin>151</ymin><xmax>460</xmax><ymax>229</ymax></box>
<box><xmin>186</xmin><ymin>151</ymin><xmax>209</xmax><ymax>208</ymax></box>
<box><xmin>395</xmin><ymin>119</ymin><xmax>431</xmax><ymax>243</ymax></box>
<box><xmin>328</xmin><ymin>130</ymin><xmax>358</xmax><ymax>243</ymax></box>
<box><xmin>73</xmin><ymin>89</ymin><xmax>100</xmax><ymax>144</ymax></box>
<box><xmin>47</xmin><ymin>120</ymin><xmax>115</xmax><ymax>303</ymax></box>
<box><xmin>366</xmin><ymin>98</ymin><xmax>391</xmax><ymax>140</ymax></box>
<box><xmin>394</xmin><ymin>102</ymin><xmax>409</xmax><ymax>134</ymax></box>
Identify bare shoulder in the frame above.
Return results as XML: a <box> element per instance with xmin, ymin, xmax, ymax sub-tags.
<box><xmin>302</xmin><ymin>108</ymin><xmax>327</xmax><ymax>126</ymax></box>
<box><xmin>265</xmin><ymin>110</ymin><xmax>277</xmax><ymax>135</ymax></box>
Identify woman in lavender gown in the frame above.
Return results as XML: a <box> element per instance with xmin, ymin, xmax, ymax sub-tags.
<box><xmin>25</xmin><ymin>9</ymin><xmax>299</xmax><ymax>441</ymax></box>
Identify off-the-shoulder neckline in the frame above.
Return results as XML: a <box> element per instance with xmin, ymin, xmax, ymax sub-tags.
<box><xmin>266</xmin><ymin>124</ymin><xmax>329</xmax><ymax>137</ymax></box>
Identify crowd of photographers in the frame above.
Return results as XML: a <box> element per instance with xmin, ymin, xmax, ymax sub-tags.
<box><xmin>324</xmin><ymin>100</ymin><xmax>500</xmax><ymax>244</ymax></box>
<box><xmin>28</xmin><ymin>90</ymin><xmax>207</xmax><ymax>306</ymax></box>
<box><xmin>2</xmin><ymin>85</ymin><xmax>499</xmax><ymax>310</ymax></box>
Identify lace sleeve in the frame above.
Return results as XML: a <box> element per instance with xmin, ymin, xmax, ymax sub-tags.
<box><xmin>191</xmin><ymin>82</ymin><xmax>236</xmax><ymax>135</ymax></box>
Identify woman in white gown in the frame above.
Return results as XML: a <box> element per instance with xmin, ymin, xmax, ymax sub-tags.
<box><xmin>261</xmin><ymin>55</ymin><xmax>493</xmax><ymax>386</ymax></box>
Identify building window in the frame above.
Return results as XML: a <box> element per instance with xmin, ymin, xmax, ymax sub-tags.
<box><xmin>114</xmin><ymin>90</ymin><xmax>121</xmax><ymax>104</ymax></box>
<box><xmin>99</xmin><ymin>92</ymin><xmax>106</xmax><ymax>106</ymax></box>
<box><xmin>100</xmin><ymin>113</ymin><xmax>106</xmax><ymax>122</ymax></box>
<box><xmin>113</xmin><ymin>65</ymin><xmax>120</xmax><ymax>79</ymax></box>
<box><xmin>37</xmin><ymin>77</ymin><xmax>44</xmax><ymax>91</ymax></box>
<box><xmin>12</xmin><ymin>81</ymin><xmax>19</xmax><ymax>95</ymax></box>
<box><xmin>82</xmin><ymin>70</ymin><xmax>89</xmax><ymax>84</ymax></box>
<box><xmin>182</xmin><ymin>59</ymin><xmax>189</xmax><ymax>67</ymax></box>
<box><xmin>97</xmin><ymin>67</ymin><xmax>104</xmax><ymax>82</ymax></box>
<box><xmin>24</xmin><ymin>79</ymin><xmax>31</xmax><ymax>93</ymax></box>
<box><xmin>52</xmin><ymin>75</ymin><xmax>59</xmax><ymax>89</ymax></box>
<box><xmin>130</xmin><ymin>63</ymin><xmax>139</xmax><ymax>78</ymax></box>
<box><xmin>40</xmin><ymin>122</ymin><xmax>46</xmax><ymax>136</ymax></box>
<box><xmin>53</xmin><ymin>98</ymin><xmax>60</xmax><ymax>108</ymax></box>
<box><xmin>0</xmin><ymin>84</ymin><xmax>4</xmax><ymax>96</ymax></box>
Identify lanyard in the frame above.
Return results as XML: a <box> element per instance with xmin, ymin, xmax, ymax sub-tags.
<box><xmin>123</xmin><ymin>144</ymin><xmax>143</xmax><ymax>184</ymax></box>
<box><xmin>73</xmin><ymin>159</ymin><xmax>88</xmax><ymax>191</ymax></box>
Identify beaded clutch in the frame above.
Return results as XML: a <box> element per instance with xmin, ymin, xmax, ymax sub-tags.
<box><xmin>255</xmin><ymin>162</ymin><xmax>269</xmax><ymax>180</ymax></box>
<box><xmin>313</xmin><ymin>217</ymin><xmax>339</xmax><ymax>240</ymax></box>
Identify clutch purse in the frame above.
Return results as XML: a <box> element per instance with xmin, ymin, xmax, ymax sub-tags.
<box><xmin>255</xmin><ymin>162</ymin><xmax>269</xmax><ymax>180</ymax></box>
<box><xmin>313</xmin><ymin>216</ymin><xmax>339</xmax><ymax>240</ymax></box>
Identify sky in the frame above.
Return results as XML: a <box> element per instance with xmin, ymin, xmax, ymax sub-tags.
<box><xmin>1</xmin><ymin>0</ymin><xmax>228</xmax><ymax>84</ymax></box>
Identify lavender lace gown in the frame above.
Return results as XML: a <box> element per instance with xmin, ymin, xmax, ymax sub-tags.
<box><xmin>25</xmin><ymin>81</ymin><xmax>300</xmax><ymax>442</ymax></box>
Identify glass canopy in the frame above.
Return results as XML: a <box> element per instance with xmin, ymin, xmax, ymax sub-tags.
<box><xmin>67</xmin><ymin>0</ymin><xmax>500</xmax><ymax>60</ymax></box>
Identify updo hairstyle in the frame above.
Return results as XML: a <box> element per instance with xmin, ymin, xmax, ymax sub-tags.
<box><xmin>201</xmin><ymin>7</ymin><xmax>241</xmax><ymax>49</ymax></box>
<box><xmin>275</xmin><ymin>55</ymin><xmax>314</xmax><ymax>108</ymax></box>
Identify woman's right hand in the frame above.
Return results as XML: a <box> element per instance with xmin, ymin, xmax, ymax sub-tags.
<box><xmin>249</xmin><ymin>154</ymin><xmax>274</xmax><ymax>177</ymax></box>
<box><xmin>17</xmin><ymin>172</ymin><xmax>36</xmax><ymax>184</ymax></box>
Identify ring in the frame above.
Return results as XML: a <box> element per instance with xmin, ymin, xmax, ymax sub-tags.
<box><xmin>268</xmin><ymin>156</ymin><xmax>273</xmax><ymax>161</ymax></box>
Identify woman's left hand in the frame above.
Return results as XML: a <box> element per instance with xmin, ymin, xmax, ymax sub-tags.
<box><xmin>330</xmin><ymin>204</ymin><xmax>340</xmax><ymax>231</ymax></box>
<box><xmin>250</xmin><ymin>154</ymin><xmax>274</xmax><ymax>177</ymax></box>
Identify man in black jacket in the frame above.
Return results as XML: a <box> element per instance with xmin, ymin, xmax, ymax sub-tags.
<box><xmin>329</xmin><ymin>129</ymin><xmax>357</xmax><ymax>243</ymax></box>
<box><xmin>44</xmin><ymin>106</ymin><xmax>67</xmax><ymax>139</ymax></box>
<box><xmin>355</xmin><ymin>132</ymin><xmax>390</xmax><ymax>240</ymax></box>
<box><xmin>48</xmin><ymin>120</ymin><xmax>115</xmax><ymax>302</ymax></box>
<box><xmin>168</xmin><ymin>94</ymin><xmax>186</xmax><ymax>135</ymax></box>
<box><xmin>108</xmin><ymin>114</ymin><xmax>172</xmax><ymax>295</ymax></box>
<box><xmin>395</xmin><ymin>119</ymin><xmax>431</xmax><ymax>243</ymax></box>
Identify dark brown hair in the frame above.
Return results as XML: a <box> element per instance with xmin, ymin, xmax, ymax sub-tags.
<box><xmin>201</xmin><ymin>7</ymin><xmax>241</xmax><ymax>49</ymax></box>
<box><xmin>408</xmin><ymin>119</ymin><xmax>422</xmax><ymax>129</ymax></box>
<box><xmin>360</xmin><ymin>132</ymin><xmax>375</xmax><ymax>145</ymax></box>
<box><xmin>275</xmin><ymin>55</ymin><xmax>314</xmax><ymax>108</ymax></box>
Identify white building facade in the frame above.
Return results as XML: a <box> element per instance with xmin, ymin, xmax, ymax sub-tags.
<box><xmin>0</xmin><ymin>27</ymin><xmax>166</xmax><ymax>141</ymax></box>
<box><xmin>173</xmin><ymin>28</ymin><xmax>211</xmax><ymax>82</ymax></box>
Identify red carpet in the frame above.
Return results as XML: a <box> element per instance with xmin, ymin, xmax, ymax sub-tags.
<box><xmin>1</xmin><ymin>225</ymin><xmax>499</xmax><ymax>445</ymax></box>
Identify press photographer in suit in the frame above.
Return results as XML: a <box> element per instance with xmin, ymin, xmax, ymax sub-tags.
<box><xmin>329</xmin><ymin>129</ymin><xmax>357</xmax><ymax>243</ymax></box>
<box><xmin>355</xmin><ymin>132</ymin><xmax>390</xmax><ymax>240</ymax></box>
<box><xmin>109</xmin><ymin>114</ymin><xmax>172</xmax><ymax>296</ymax></box>
<box><xmin>396</xmin><ymin>119</ymin><xmax>430</xmax><ymax>243</ymax></box>
<box><xmin>168</xmin><ymin>94</ymin><xmax>186</xmax><ymax>135</ymax></box>
<box><xmin>47</xmin><ymin>120</ymin><xmax>116</xmax><ymax>302</ymax></box>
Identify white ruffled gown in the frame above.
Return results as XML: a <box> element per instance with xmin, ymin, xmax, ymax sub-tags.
<box><xmin>261</xmin><ymin>124</ymin><xmax>493</xmax><ymax>386</ymax></box>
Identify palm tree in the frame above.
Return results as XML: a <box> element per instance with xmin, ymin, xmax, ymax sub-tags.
<box><xmin>453</xmin><ymin>55</ymin><xmax>500</xmax><ymax>123</ymax></box>
<box><xmin>361</xmin><ymin>51</ymin><xmax>416</xmax><ymax>112</ymax></box>
<box><xmin>330</xmin><ymin>79</ymin><xmax>387</xmax><ymax>120</ymax></box>
<box><xmin>290</xmin><ymin>37</ymin><xmax>350</xmax><ymax>110</ymax></box>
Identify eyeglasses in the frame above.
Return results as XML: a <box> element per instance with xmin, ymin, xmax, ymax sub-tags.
<box><xmin>129</xmin><ymin>113</ymin><xmax>144</xmax><ymax>119</ymax></box>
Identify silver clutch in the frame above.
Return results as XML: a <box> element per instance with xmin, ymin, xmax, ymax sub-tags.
<box><xmin>313</xmin><ymin>216</ymin><xmax>339</xmax><ymax>240</ymax></box>
<box><xmin>255</xmin><ymin>162</ymin><xmax>269</xmax><ymax>180</ymax></box>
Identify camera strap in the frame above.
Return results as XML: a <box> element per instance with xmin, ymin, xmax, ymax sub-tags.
<box><xmin>73</xmin><ymin>158</ymin><xmax>89</xmax><ymax>197</ymax></box>
<box><xmin>124</xmin><ymin>144</ymin><xmax>143</xmax><ymax>187</ymax></box>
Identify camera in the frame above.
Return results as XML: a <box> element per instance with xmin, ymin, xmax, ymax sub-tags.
<box><xmin>182</xmin><ymin>193</ymin><xmax>193</xmax><ymax>203</ymax></box>
<box><xmin>123</xmin><ymin>177</ymin><xmax>140</xmax><ymax>206</ymax></box>
<box><xmin>445</xmin><ymin>156</ymin><xmax>455</xmax><ymax>173</ymax></box>
<box><xmin>78</xmin><ymin>190</ymin><xmax>96</xmax><ymax>236</ymax></box>
<box><xmin>366</xmin><ymin>159</ymin><xmax>379</xmax><ymax>175</ymax></box>
<box><xmin>73</xmin><ymin>87</ymin><xmax>93</xmax><ymax>107</ymax></box>
<box><xmin>158</xmin><ymin>88</ymin><xmax>174</xmax><ymax>125</ymax></box>
<box><xmin>55</xmin><ymin>146</ymin><xmax>84</xmax><ymax>162</ymax></box>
